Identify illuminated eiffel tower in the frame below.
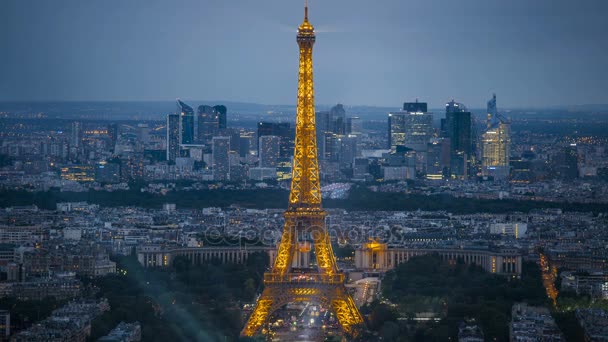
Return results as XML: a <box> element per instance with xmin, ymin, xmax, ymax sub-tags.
<box><xmin>241</xmin><ymin>3</ymin><xmax>364</xmax><ymax>340</ymax></box>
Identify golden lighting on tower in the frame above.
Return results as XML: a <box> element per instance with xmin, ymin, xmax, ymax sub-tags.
<box><xmin>241</xmin><ymin>3</ymin><xmax>364</xmax><ymax>339</ymax></box>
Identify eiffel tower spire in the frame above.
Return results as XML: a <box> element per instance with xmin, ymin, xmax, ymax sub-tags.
<box><xmin>289</xmin><ymin>0</ymin><xmax>320</xmax><ymax>210</ymax></box>
<box><xmin>241</xmin><ymin>3</ymin><xmax>364</xmax><ymax>339</ymax></box>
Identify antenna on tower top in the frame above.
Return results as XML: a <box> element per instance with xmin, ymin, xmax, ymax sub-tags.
<box><xmin>305</xmin><ymin>0</ymin><xmax>309</xmax><ymax>20</ymax></box>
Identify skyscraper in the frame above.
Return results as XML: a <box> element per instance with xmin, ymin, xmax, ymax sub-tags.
<box><xmin>197</xmin><ymin>105</ymin><xmax>218</xmax><ymax>145</ymax></box>
<box><xmin>426</xmin><ymin>138</ymin><xmax>451</xmax><ymax>180</ymax></box>
<box><xmin>238</xmin><ymin>132</ymin><xmax>255</xmax><ymax>158</ymax></box>
<box><xmin>321</xmin><ymin>132</ymin><xmax>358</xmax><ymax>168</ymax></box>
<box><xmin>212</xmin><ymin>136</ymin><xmax>230</xmax><ymax>181</ymax></box>
<box><xmin>259</xmin><ymin>135</ymin><xmax>280</xmax><ymax>168</ymax></box>
<box><xmin>317</xmin><ymin>104</ymin><xmax>347</xmax><ymax>136</ymax></box>
<box><xmin>403</xmin><ymin>101</ymin><xmax>428</xmax><ymax>113</ymax></box>
<box><xmin>316</xmin><ymin>110</ymin><xmax>330</xmax><ymax>134</ymax></box>
<box><xmin>482</xmin><ymin>94</ymin><xmax>511</xmax><ymax>179</ymax></box>
<box><xmin>213</xmin><ymin>105</ymin><xmax>228</xmax><ymax>130</ymax></box>
<box><xmin>339</xmin><ymin>135</ymin><xmax>358</xmax><ymax>169</ymax></box>
<box><xmin>353</xmin><ymin>157</ymin><xmax>370</xmax><ymax>179</ymax></box>
<box><xmin>315</xmin><ymin>104</ymin><xmax>359</xmax><ymax>163</ymax></box>
<box><xmin>330</xmin><ymin>103</ymin><xmax>346</xmax><ymax>135</ymax></box>
<box><xmin>70</xmin><ymin>122</ymin><xmax>82</xmax><ymax>148</ymax></box>
<box><xmin>166</xmin><ymin>114</ymin><xmax>180</xmax><ymax>161</ymax></box>
<box><xmin>257</xmin><ymin>122</ymin><xmax>294</xmax><ymax>158</ymax></box>
<box><xmin>107</xmin><ymin>123</ymin><xmax>119</xmax><ymax>151</ymax></box>
<box><xmin>554</xmin><ymin>145</ymin><xmax>579</xmax><ymax>180</ymax></box>
<box><xmin>388</xmin><ymin>100</ymin><xmax>433</xmax><ymax>152</ymax></box>
<box><xmin>444</xmin><ymin>99</ymin><xmax>472</xmax><ymax>178</ymax></box>
<box><xmin>137</xmin><ymin>124</ymin><xmax>150</xmax><ymax>145</ymax></box>
<box><xmin>487</xmin><ymin>93</ymin><xmax>498</xmax><ymax>118</ymax></box>
<box><xmin>323</xmin><ymin>132</ymin><xmax>340</xmax><ymax>161</ymax></box>
<box><xmin>444</xmin><ymin>100</ymin><xmax>471</xmax><ymax>154</ymax></box>
<box><xmin>225</xmin><ymin>128</ymin><xmax>241</xmax><ymax>153</ymax></box>
<box><xmin>176</xmin><ymin>100</ymin><xmax>194</xmax><ymax>144</ymax></box>
<box><xmin>346</xmin><ymin>116</ymin><xmax>362</xmax><ymax>135</ymax></box>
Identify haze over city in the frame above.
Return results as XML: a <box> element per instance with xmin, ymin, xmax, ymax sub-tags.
<box><xmin>2</xmin><ymin>0</ymin><xmax>608</xmax><ymax>108</ymax></box>
<box><xmin>1</xmin><ymin>1</ymin><xmax>608</xmax><ymax>342</ymax></box>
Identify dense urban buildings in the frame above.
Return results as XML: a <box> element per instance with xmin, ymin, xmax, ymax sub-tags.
<box><xmin>11</xmin><ymin>299</ymin><xmax>110</xmax><ymax>342</ymax></box>
<box><xmin>0</xmin><ymin>2</ymin><xmax>607</xmax><ymax>342</ymax></box>
<box><xmin>2</xmin><ymin>89</ymin><xmax>608</xmax><ymax>341</ymax></box>
<box><xmin>510</xmin><ymin>303</ymin><xmax>564</xmax><ymax>341</ymax></box>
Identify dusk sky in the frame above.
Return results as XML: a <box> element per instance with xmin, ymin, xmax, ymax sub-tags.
<box><xmin>1</xmin><ymin>0</ymin><xmax>607</xmax><ymax>108</ymax></box>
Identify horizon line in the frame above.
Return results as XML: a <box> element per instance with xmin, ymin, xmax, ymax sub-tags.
<box><xmin>1</xmin><ymin>99</ymin><xmax>607</xmax><ymax>111</ymax></box>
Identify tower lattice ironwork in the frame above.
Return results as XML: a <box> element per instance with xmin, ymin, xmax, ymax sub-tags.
<box><xmin>241</xmin><ymin>4</ymin><xmax>364</xmax><ymax>339</ymax></box>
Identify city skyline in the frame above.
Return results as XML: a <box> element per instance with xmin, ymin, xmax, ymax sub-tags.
<box><xmin>2</xmin><ymin>0</ymin><xmax>608</xmax><ymax>108</ymax></box>
<box><xmin>1</xmin><ymin>1</ymin><xmax>608</xmax><ymax>341</ymax></box>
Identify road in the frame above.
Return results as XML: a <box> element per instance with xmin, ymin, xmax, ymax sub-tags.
<box><xmin>539</xmin><ymin>253</ymin><xmax>559</xmax><ymax>307</ymax></box>
<box><xmin>266</xmin><ymin>303</ymin><xmax>343</xmax><ymax>342</ymax></box>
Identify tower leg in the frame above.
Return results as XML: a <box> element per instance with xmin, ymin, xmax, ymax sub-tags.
<box><xmin>241</xmin><ymin>290</ymin><xmax>274</xmax><ymax>337</ymax></box>
<box><xmin>312</xmin><ymin>228</ymin><xmax>338</xmax><ymax>274</ymax></box>
<box><xmin>272</xmin><ymin>219</ymin><xmax>297</xmax><ymax>275</ymax></box>
<box><xmin>331</xmin><ymin>292</ymin><xmax>365</xmax><ymax>339</ymax></box>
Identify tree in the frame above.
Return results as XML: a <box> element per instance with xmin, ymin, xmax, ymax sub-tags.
<box><xmin>369</xmin><ymin>303</ymin><xmax>397</xmax><ymax>331</ymax></box>
<box><xmin>173</xmin><ymin>255</ymin><xmax>191</xmax><ymax>272</ymax></box>
<box><xmin>380</xmin><ymin>321</ymin><xmax>400</xmax><ymax>341</ymax></box>
<box><xmin>243</xmin><ymin>278</ymin><xmax>257</xmax><ymax>301</ymax></box>
<box><xmin>246</xmin><ymin>251</ymin><xmax>269</xmax><ymax>276</ymax></box>
<box><xmin>381</xmin><ymin>255</ymin><xmax>549</xmax><ymax>341</ymax></box>
<box><xmin>333</xmin><ymin>244</ymin><xmax>354</xmax><ymax>259</ymax></box>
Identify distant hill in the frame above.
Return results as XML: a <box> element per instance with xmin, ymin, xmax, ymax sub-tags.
<box><xmin>0</xmin><ymin>100</ymin><xmax>397</xmax><ymax>121</ymax></box>
<box><xmin>1</xmin><ymin>101</ymin><xmax>607</xmax><ymax>122</ymax></box>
